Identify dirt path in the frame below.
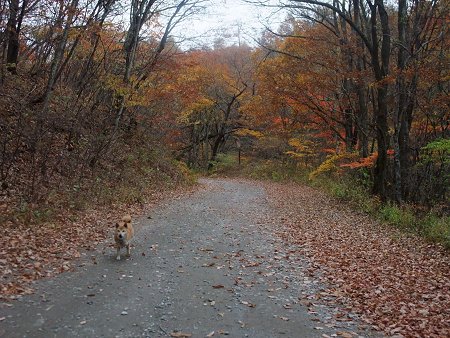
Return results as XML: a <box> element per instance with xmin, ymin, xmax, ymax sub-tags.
<box><xmin>1</xmin><ymin>178</ymin><xmax>378</xmax><ymax>338</ymax></box>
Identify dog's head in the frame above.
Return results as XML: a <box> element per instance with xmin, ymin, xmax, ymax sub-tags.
<box><xmin>115</xmin><ymin>221</ymin><xmax>129</xmax><ymax>241</ymax></box>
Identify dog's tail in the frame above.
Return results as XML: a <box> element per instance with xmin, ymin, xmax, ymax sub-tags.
<box><xmin>122</xmin><ymin>215</ymin><xmax>132</xmax><ymax>223</ymax></box>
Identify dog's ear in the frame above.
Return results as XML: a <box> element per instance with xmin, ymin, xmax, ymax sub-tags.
<box><xmin>115</xmin><ymin>223</ymin><xmax>119</xmax><ymax>228</ymax></box>
<box><xmin>123</xmin><ymin>223</ymin><xmax>128</xmax><ymax>228</ymax></box>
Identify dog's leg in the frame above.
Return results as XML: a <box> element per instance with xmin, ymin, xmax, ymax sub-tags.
<box><xmin>126</xmin><ymin>243</ymin><xmax>131</xmax><ymax>257</ymax></box>
<box><xmin>116</xmin><ymin>246</ymin><xmax>121</xmax><ymax>260</ymax></box>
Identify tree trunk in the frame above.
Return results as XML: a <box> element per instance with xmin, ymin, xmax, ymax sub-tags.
<box><xmin>210</xmin><ymin>133</ymin><xmax>224</xmax><ymax>162</ymax></box>
<box><xmin>353</xmin><ymin>0</ymin><xmax>369</xmax><ymax>158</ymax></box>
<box><xmin>373</xmin><ymin>85</ymin><xmax>389</xmax><ymax>199</ymax></box>
<box><xmin>370</xmin><ymin>0</ymin><xmax>391</xmax><ymax>201</ymax></box>
<box><xmin>356</xmin><ymin>86</ymin><xmax>369</xmax><ymax>157</ymax></box>
<box><xmin>392</xmin><ymin>0</ymin><xmax>408</xmax><ymax>204</ymax></box>
<box><xmin>210</xmin><ymin>85</ymin><xmax>247</xmax><ymax>162</ymax></box>
<box><xmin>41</xmin><ymin>0</ymin><xmax>79</xmax><ymax>108</ymax></box>
<box><xmin>5</xmin><ymin>0</ymin><xmax>19</xmax><ymax>72</ymax></box>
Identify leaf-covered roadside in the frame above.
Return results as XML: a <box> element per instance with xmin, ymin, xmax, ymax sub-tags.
<box><xmin>264</xmin><ymin>182</ymin><xmax>449</xmax><ymax>338</ymax></box>
<box><xmin>0</xmin><ymin>186</ymin><xmax>196</xmax><ymax>300</ymax></box>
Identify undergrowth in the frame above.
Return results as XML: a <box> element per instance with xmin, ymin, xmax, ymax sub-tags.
<box><xmin>207</xmin><ymin>153</ymin><xmax>450</xmax><ymax>249</ymax></box>
<box><xmin>3</xmin><ymin>150</ymin><xmax>195</xmax><ymax>227</ymax></box>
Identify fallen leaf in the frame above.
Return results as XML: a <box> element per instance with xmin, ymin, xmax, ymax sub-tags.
<box><xmin>241</xmin><ymin>301</ymin><xmax>256</xmax><ymax>308</ymax></box>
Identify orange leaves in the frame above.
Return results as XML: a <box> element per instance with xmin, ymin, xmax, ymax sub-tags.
<box><xmin>251</xmin><ymin>22</ymin><xmax>348</xmax><ymax>148</ymax></box>
<box><xmin>322</xmin><ymin>148</ymin><xmax>336</xmax><ymax>154</ymax></box>
<box><xmin>340</xmin><ymin>153</ymin><xmax>378</xmax><ymax>169</ymax></box>
<box><xmin>340</xmin><ymin>150</ymin><xmax>394</xmax><ymax>169</ymax></box>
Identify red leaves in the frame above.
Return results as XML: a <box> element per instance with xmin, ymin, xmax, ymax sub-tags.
<box><xmin>265</xmin><ymin>182</ymin><xmax>450</xmax><ymax>338</ymax></box>
<box><xmin>340</xmin><ymin>150</ymin><xmax>395</xmax><ymax>169</ymax></box>
<box><xmin>340</xmin><ymin>153</ymin><xmax>377</xmax><ymax>169</ymax></box>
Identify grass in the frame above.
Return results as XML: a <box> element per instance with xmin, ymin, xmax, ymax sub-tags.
<box><xmin>314</xmin><ymin>176</ymin><xmax>449</xmax><ymax>248</ymax></box>
<box><xmin>207</xmin><ymin>153</ymin><xmax>309</xmax><ymax>182</ymax></box>
<box><xmin>207</xmin><ymin>153</ymin><xmax>239</xmax><ymax>175</ymax></box>
<box><xmin>207</xmin><ymin>154</ymin><xmax>450</xmax><ymax>249</ymax></box>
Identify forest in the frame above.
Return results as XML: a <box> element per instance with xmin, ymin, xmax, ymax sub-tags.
<box><xmin>0</xmin><ymin>1</ymin><xmax>448</xmax><ymax>240</ymax></box>
<box><xmin>1</xmin><ymin>2</ymin><xmax>449</xmax><ymax>337</ymax></box>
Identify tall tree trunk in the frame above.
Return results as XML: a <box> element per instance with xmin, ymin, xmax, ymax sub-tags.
<box><xmin>333</xmin><ymin>0</ymin><xmax>355</xmax><ymax>152</ymax></box>
<box><xmin>371</xmin><ymin>0</ymin><xmax>391</xmax><ymax>200</ymax></box>
<box><xmin>5</xmin><ymin>0</ymin><xmax>22</xmax><ymax>72</ymax></box>
<box><xmin>373</xmin><ymin>85</ymin><xmax>389</xmax><ymax>199</ymax></box>
<box><xmin>353</xmin><ymin>0</ymin><xmax>369</xmax><ymax>157</ymax></box>
<box><xmin>41</xmin><ymin>0</ymin><xmax>79</xmax><ymax>108</ymax></box>
<box><xmin>393</xmin><ymin>0</ymin><xmax>408</xmax><ymax>204</ymax></box>
<box><xmin>356</xmin><ymin>85</ymin><xmax>369</xmax><ymax>157</ymax></box>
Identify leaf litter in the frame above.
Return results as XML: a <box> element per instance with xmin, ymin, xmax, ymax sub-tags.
<box><xmin>0</xmin><ymin>186</ymin><xmax>197</xmax><ymax>300</ymax></box>
<box><xmin>263</xmin><ymin>181</ymin><xmax>449</xmax><ymax>338</ymax></box>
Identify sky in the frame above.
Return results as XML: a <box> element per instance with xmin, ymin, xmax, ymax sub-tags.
<box><xmin>173</xmin><ymin>0</ymin><xmax>287</xmax><ymax>48</ymax></box>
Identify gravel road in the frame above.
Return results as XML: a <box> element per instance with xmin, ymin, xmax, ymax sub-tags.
<box><xmin>0</xmin><ymin>178</ymin><xmax>375</xmax><ymax>338</ymax></box>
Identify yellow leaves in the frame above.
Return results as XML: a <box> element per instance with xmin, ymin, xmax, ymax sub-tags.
<box><xmin>285</xmin><ymin>137</ymin><xmax>315</xmax><ymax>161</ymax></box>
<box><xmin>176</xmin><ymin>97</ymin><xmax>216</xmax><ymax>124</ymax></box>
<box><xmin>287</xmin><ymin>138</ymin><xmax>314</xmax><ymax>153</ymax></box>
<box><xmin>190</xmin><ymin>97</ymin><xmax>215</xmax><ymax>111</ymax></box>
<box><xmin>295</xmin><ymin>73</ymin><xmax>308</xmax><ymax>85</ymax></box>
<box><xmin>101</xmin><ymin>74</ymin><xmax>150</xmax><ymax>108</ymax></box>
<box><xmin>309</xmin><ymin>153</ymin><xmax>358</xmax><ymax>180</ymax></box>
<box><xmin>235</xmin><ymin>129</ymin><xmax>264</xmax><ymax>138</ymax></box>
<box><xmin>287</xmin><ymin>138</ymin><xmax>302</xmax><ymax>149</ymax></box>
<box><xmin>177</xmin><ymin>65</ymin><xmax>204</xmax><ymax>84</ymax></box>
<box><xmin>285</xmin><ymin>151</ymin><xmax>306</xmax><ymax>159</ymax></box>
<box><xmin>239</xmin><ymin>95</ymin><xmax>267</xmax><ymax>121</ymax></box>
<box><xmin>176</xmin><ymin>111</ymin><xmax>192</xmax><ymax>124</ymax></box>
<box><xmin>102</xmin><ymin>74</ymin><xmax>127</xmax><ymax>95</ymax></box>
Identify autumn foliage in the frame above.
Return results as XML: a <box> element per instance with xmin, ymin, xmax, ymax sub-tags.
<box><xmin>0</xmin><ymin>1</ymin><xmax>449</xmax><ymax>337</ymax></box>
<box><xmin>251</xmin><ymin>5</ymin><xmax>448</xmax><ymax>206</ymax></box>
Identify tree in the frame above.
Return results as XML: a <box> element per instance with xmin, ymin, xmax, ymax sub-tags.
<box><xmin>4</xmin><ymin>0</ymin><xmax>33</xmax><ymax>73</ymax></box>
<box><xmin>169</xmin><ymin>45</ymin><xmax>253</xmax><ymax>167</ymax></box>
<box><xmin>250</xmin><ymin>0</ymin><xmax>448</xmax><ymax>203</ymax></box>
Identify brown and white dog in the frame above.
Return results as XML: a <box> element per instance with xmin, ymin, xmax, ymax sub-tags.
<box><xmin>114</xmin><ymin>215</ymin><xmax>134</xmax><ymax>260</ymax></box>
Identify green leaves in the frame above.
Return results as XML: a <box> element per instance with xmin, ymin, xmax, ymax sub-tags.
<box><xmin>421</xmin><ymin>138</ymin><xmax>450</xmax><ymax>164</ymax></box>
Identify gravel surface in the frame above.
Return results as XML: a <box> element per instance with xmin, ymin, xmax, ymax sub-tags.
<box><xmin>0</xmin><ymin>178</ymin><xmax>377</xmax><ymax>338</ymax></box>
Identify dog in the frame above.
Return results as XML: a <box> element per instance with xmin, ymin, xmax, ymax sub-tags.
<box><xmin>114</xmin><ymin>215</ymin><xmax>134</xmax><ymax>260</ymax></box>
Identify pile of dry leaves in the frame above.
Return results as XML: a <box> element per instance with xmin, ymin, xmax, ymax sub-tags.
<box><xmin>264</xmin><ymin>182</ymin><xmax>449</xmax><ymax>338</ymax></box>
